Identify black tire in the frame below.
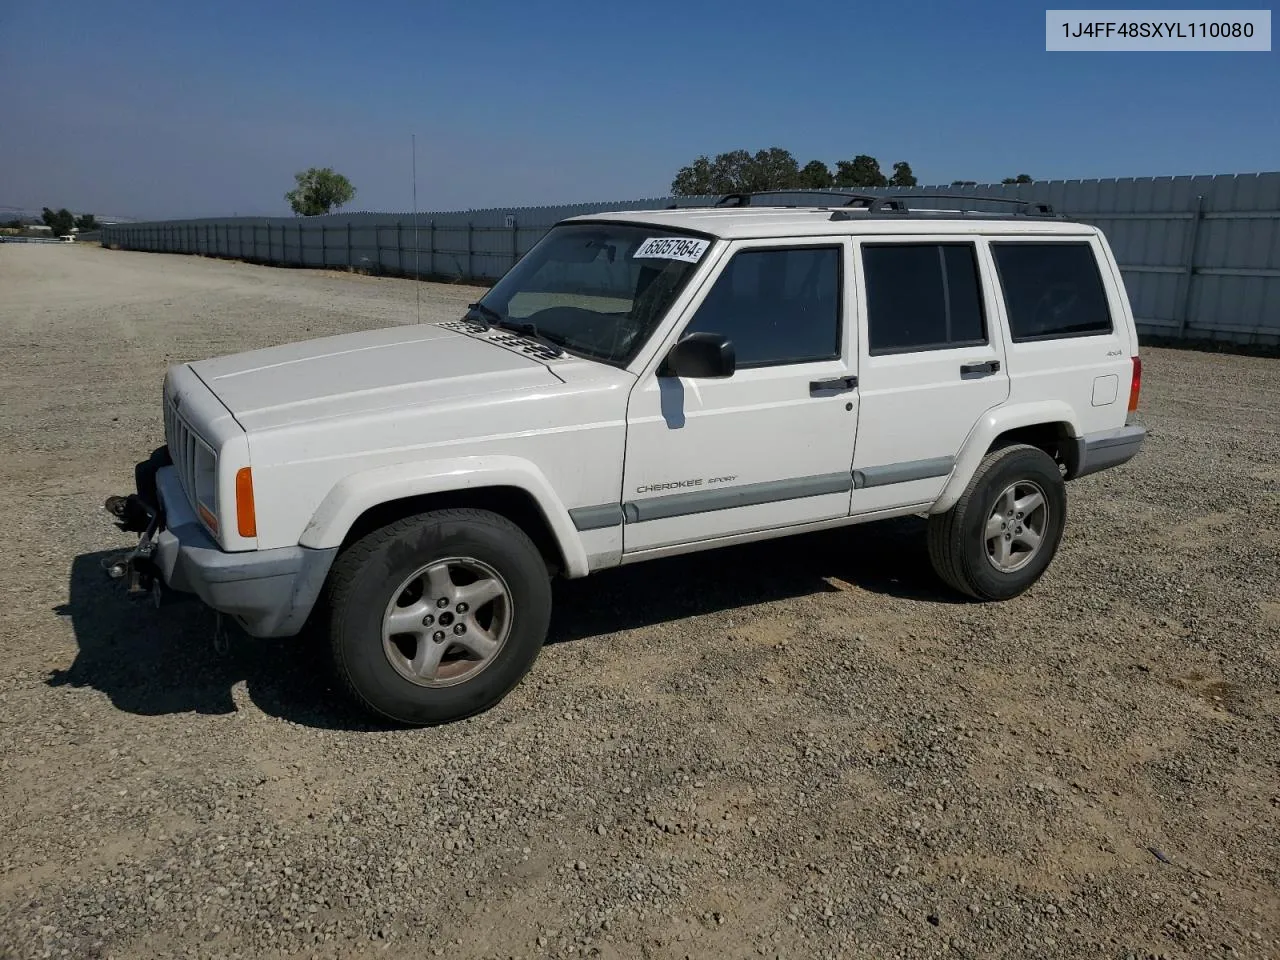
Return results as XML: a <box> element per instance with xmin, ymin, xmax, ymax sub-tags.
<box><xmin>927</xmin><ymin>443</ymin><xmax>1067</xmax><ymax>601</ymax></box>
<box><xmin>326</xmin><ymin>508</ymin><xmax>552</xmax><ymax>726</ymax></box>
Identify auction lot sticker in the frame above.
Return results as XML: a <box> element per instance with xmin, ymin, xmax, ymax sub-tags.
<box><xmin>633</xmin><ymin>236</ymin><xmax>711</xmax><ymax>263</ymax></box>
<box><xmin>1046</xmin><ymin>9</ymin><xmax>1271</xmax><ymax>50</ymax></box>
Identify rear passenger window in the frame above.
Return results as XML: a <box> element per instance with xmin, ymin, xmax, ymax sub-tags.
<box><xmin>863</xmin><ymin>244</ymin><xmax>986</xmax><ymax>354</ymax></box>
<box><xmin>684</xmin><ymin>246</ymin><xmax>841</xmax><ymax>367</ymax></box>
<box><xmin>991</xmin><ymin>242</ymin><xmax>1113</xmax><ymax>341</ymax></box>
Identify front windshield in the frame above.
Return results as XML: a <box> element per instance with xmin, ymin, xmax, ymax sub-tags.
<box><xmin>474</xmin><ymin>222</ymin><xmax>713</xmax><ymax>366</ymax></box>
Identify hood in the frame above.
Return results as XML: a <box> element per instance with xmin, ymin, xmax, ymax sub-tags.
<box><xmin>188</xmin><ymin>323</ymin><xmax>564</xmax><ymax>432</ymax></box>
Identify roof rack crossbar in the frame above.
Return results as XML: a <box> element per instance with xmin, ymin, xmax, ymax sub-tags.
<box><xmin>711</xmin><ymin>189</ymin><xmax>890</xmax><ymax>208</ymax></box>
<box><xmin>867</xmin><ymin>194</ymin><xmax>1060</xmax><ymax>217</ymax></box>
<box><xmin>693</xmin><ymin>190</ymin><xmax>1058</xmax><ymax>218</ymax></box>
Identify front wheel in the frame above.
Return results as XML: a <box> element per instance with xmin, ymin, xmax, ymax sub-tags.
<box><xmin>326</xmin><ymin>508</ymin><xmax>552</xmax><ymax>726</ymax></box>
<box><xmin>928</xmin><ymin>443</ymin><xmax>1067</xmax><ymax>601</ymax></box>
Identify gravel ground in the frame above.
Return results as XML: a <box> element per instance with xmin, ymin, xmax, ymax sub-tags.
<box><xmin>1</xmin><ymin>243</ymin><xmax>1277</xmax><ymax>960</ymax></box>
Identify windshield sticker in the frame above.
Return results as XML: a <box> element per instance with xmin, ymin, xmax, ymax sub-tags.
<box><xmin>633</xmin><ymin>236</ymin><xmax>710</xmax><ymax>263</ymax></box>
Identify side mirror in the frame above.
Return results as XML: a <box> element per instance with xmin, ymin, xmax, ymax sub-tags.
<box><xmin>661</xmin><ymin>331</ymin><xmax>735</xmax><ymax>379</ymax></box>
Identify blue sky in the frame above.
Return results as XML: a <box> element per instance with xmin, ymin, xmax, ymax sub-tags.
<box><xmin>1</xmin><ymin>1</ymin><xmax>1276</xmax><ymax>219</ymax></box>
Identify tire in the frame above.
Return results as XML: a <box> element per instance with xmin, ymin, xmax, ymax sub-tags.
<box><xmin>927</xmin><ymin>444</ymin><xmax>1067</xmax><ymax>601</ymax></box>
<box><xmin>326</xmin><ymin>508</ymin><xmax>552</xmax><ymax>726</ymax></box>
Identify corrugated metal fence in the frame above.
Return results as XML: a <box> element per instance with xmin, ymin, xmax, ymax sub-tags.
<box><xmin>100</xmin><ymin>174</ymin><xmax>1280</xmax><ymax>346</ymax></box>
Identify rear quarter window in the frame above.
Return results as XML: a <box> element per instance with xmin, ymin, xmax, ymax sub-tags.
<box><xmin>991</xmin><ymin>241</ymin><xmax>1113</xmax><ymax>342</ymax></box>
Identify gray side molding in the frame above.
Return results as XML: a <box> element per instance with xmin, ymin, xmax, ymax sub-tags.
<box><xmin>854</xmin><ymin>456</ymin><xmax>955</xmax><ymax>489</ymax></box>
<box><xmin>569</xmin><ymin>504</ymin><xmax>625</xmax><ymax>531</ymax></box>
<box><xmin>624</xmin><ymin>472</ymin><xmax>853</xmax><ymax>523</ymax></box>
<box><xmin>1073</xmin><ymin>424</ymin><xmax>1146</xmax><ymax>479</ymax></box>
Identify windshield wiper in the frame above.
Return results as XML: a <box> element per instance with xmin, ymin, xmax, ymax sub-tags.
<box><xmin>464</xmin><ymin>302</ymin><xmax>566</xmax><ymax>357</ymax></box>
<box><xmin>464</xmin><ymin>301</ymin><xmax>503</xmax><ymax>326</ymax></box>
<box><xmin>493</xmin><ymin>319</ymin><xmax>566</xmax><ymax>357</ymax></box>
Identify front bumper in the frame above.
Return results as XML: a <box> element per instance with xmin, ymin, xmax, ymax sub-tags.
<box><xmin>106</xmin><ymin>458</ymin><xmax>336</xmax><ymax>638</ymax></box>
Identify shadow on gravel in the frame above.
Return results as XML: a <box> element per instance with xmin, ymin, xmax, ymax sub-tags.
<box><xmin>547</xmin><ymin>515</ymin><xmax>964</xmax><ymax>645</ymax></box>
<box><xmin>51</xmin><ymin>519</ymin><xmax>955</xmax><ymax>727</ymax></box>
<box><xmin>49</xmin><ymin>550</ymin><xmax>391</xmax><ymax>732</ymax></box>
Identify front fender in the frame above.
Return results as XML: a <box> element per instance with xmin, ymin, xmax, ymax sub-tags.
<box><xmin>930</xmin><ymin>401</ymin><xmax>1081</xmax><ymax>515</ymax></box>
<box><xmin>297</xmin><ymin>455</ymin><xmax>590</xmax><ymax>577</ymax></box>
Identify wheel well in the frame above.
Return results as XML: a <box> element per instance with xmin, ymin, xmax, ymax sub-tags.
<box><xmin>987</xmin><ymin>422</ymin><xmax>1079</xmax><ymax>474</ymax></box>
<box><xmin>339</xmin><ymin>487</ymin><xmax>566</xmax><ymax>576</ymax></box>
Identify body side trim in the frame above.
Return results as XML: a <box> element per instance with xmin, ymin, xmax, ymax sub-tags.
<box><xmin>624</xmin><ymin>472</ymin><xmax>853</xmax><ymax>523</ymax></box>
<box><xmin>569</xmin><ymin>503</ymin><xmax>626</xmax><ymax>531</ymax></box>
<box><xmin>854</xmin><ymin>456</ymin><xmax>955</xmax><ymax>489</ymax></box>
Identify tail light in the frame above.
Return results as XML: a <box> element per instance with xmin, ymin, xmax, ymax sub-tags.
<box><xmin>235</xmin><ymin>467</ymin><xmax>257</xmax><ymax>538</ymax></box>
<box><xmin>1128</xmin><ymin>356</ymin><xmax>1142</xmax><ymax>412</ymax></box>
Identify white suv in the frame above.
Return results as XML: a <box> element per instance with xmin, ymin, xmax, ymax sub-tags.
<box><xmin>106</xmin><ymin>192</ymin><xmax>1146</xmax><ymax>725</ymax></box>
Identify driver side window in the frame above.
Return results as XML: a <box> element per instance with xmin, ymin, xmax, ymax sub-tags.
<box><xmin>682</xmin><ymin>246</ymin><xmax>842</xmax><ymax>368</ymax></box>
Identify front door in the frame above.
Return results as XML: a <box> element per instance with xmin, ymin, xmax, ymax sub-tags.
<box><xmin>622</xmin><ymin>239</ymin><xmax>859</xmax><ymax>554</ymax></box>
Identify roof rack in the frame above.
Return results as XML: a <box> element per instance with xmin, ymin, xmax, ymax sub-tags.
<box><xmin>708</xmin><ymin>189</ymin><xmax>902</xmax><ymax>209</ymax></box>
<box><xmin>663</xmin><ymin>190</ymin><xmax>1065</xmax><ymax>220</ymax></box>
<box><xmin>846</xmin><ymin>194</ymin><xmax>1062</xmax><ymax>218</ymax></box>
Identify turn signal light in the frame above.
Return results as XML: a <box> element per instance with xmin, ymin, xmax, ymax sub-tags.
<box><xmin>1128</xmin><ymin>356</ymin><xmax>1143</xmax><ymax>412</ymax></box>
<box><xmin>235</xmin><ymin>467</ymin><xmax>257</xmax><ymax>538</ymax></box>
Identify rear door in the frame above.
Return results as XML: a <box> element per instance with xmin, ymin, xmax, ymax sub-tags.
<box><xmin>849</xmin><ymin>237</ymin><xmax>1011</xmax><ymax>513</ymax></box>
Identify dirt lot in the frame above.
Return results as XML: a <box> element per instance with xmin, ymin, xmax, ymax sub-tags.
<box><xmin>1</xmin><ymin>243</ymin><xmax>1277</xmax><ymax>960</ymax></box>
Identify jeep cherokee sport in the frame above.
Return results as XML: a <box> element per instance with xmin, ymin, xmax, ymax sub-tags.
<box><xmin>105</xmin><ymin>193</ymin><xmax>1147</xmax><ymax>726</ymax></box>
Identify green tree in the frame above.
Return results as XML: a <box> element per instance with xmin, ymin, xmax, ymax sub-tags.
<box><xmin>1001</xmin><ymin>173</ymin><xmax>1034</xmax><ymax>184</ymax></box>
<box><xmin>671</xmin><ymin>148</ymin><xmax>802</xmax><ymax>195</ymax></box>
<box><xmin>671</xmin><ymin>156</ymin><xmax>715</xmax><ymax>195</ymax></box>
<box><xmin>672</xmin><ymin>149</ymin><xmax>921</xmax><ymax>196</ymax></box>
<box><xmin>42</xmin><ymin>207</ymin><xmax>75</xmax><ymax>235</ymax></box>
<box><xmin>743</xmin><ymin>147</ymin><xmax>800</xmax><ymax>192</ymax></box>
<box><xmin>74</xmin><ymin>213</ymin><xmax>98</xmax><ymax>231</ymax></box>
<box><xmin>796</xmin><ymin>160</ymin><xmax>834</xmax><ymax>190</ymax></box>
<box><xmin>834</xmin><ymin>155</ymin><xmax>887</xmax><ymax>188</ymax></box>
<box><xmin>950</xmin><ymin>180</ymin><xmax>978</xmax><ymax>187</ymax></box>
<box><xmin>285</xmin><ymin>167</ymin><xmax>356</xmax><ymax>216</ymax></box>
<box><xmin>708</xmin><ymin>149</ymin><xmax>754</xmax><ymax>193</ymax></box>
<box><xmin>888</xmin><ymin>161</ymin><xmax>918</xmax><ymax>187</ymax></box>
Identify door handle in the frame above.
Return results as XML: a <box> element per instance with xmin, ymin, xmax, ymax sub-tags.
<box><xmin>960</xmin><ymin>360</ymin><xmax>1001</xmax><ymax>378</ymax></box>
<box><xmin>809</xmin><ymin>375</ymin><xmax>858</xmax><ymax>395</ymax></box>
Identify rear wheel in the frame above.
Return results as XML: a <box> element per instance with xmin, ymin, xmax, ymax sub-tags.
<box><xmin>928</xmin><ymin>444</ymin><xmax>1067</xmax><ymax>601</ymax></box>
<box><xmin>326</xmin><ymin>508</ymin><xmax>552</xmax><ymax>725</ymax></box>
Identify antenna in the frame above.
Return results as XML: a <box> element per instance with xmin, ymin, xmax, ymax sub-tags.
<box><xmin>412</xmin><ymin>133</ymin><xmax>420</xmax><ymax>324</ymax></box>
